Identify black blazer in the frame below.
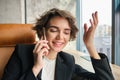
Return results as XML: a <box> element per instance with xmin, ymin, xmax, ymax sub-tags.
<box><xmin>2</xmin><ymin>44</ymin><xmax>114</xmax><ymax>80</ymax></box>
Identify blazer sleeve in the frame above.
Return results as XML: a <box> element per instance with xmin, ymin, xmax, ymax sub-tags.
<box><xmin>90</xmin><ymin>53</ymin><xmax>114</xmax><ymax>80</ymax></box>
<box><xmin>73</xmin><ymin>53</ymin><xmax>114</xmax><ymax>80</ymax></box>
<box><xmin>1</xmin><ymin>44</ymin><xmax>37</xmax><ymax>80</ymax></box>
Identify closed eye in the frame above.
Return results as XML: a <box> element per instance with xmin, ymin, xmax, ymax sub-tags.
<box><xmin>49</xmin><ymin>27</ymin><xmax>58</xmax><ymax>32</ymax></box>
<box><xmin>64</xmin><ymin>29</ymin><xmax>71</xmax><ymax>35</ymax></box>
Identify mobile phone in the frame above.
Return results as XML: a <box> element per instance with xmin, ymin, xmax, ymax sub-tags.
<box><xmin>43</xmin><ymin>27</ymin><xmax>46</xmax><ymax>40</ymax></box>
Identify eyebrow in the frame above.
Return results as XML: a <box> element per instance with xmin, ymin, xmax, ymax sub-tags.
<box><xmin>49</xmin><ymin>26</ymin><xmax>58</xmax><ymax>29</ymax></box>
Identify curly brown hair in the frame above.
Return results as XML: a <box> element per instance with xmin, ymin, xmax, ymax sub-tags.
<box><xmin>33</xmin><ymin>8</ymin><xmax>78</xmax><ymax>41</ymax></box>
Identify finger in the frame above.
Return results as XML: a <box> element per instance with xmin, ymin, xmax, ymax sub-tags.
<box><xmin>84</xmin><ymin>23</ymin><xmax>88</xmax><ymax>33</ymax></box>
<box><xmin>92</xmin><ymin>13</ymin><xmax>97</xmax><ymax>26</ymax></box>
<box><xmin>33</xmin><ymin>40</ymin><xmax>48</xmax><ymax>53</ymax></box>
<box><xmin>89</xmin><ymin>19</ymin><xmax>96</xmax><ymax>34</ymax></box>
<box><xmin>89</xmin><ymin>19</ymin><xmax>94</xmax><ymax>28</ymax></box>
<box><xmin>43</xmin><ymin>43</ymin><xmax>50</xmax><ymax>50</ymax></box>
<box><xmin>41</xmin><ymin>40</ymin><xmax>49</xmax><ymax>49</ymax></box>
<box><xmin>36</xmin><ymin>48</ymin><xmax>46</xmax><ymax>57</ymax></box>
<box><xmin>35</xmin><ymin>44</ymin><xmax>44</xmax><ymax>54</ymax></box>
<box><xmin>83</xmin><ymin>23</ymin><xmax>88</xmax><ymax>41</ymax></box>
<box><xmin>43</xmin><ymin>48</ymin><xmax>49</xmax><ymax>56</ymax></box>
<box><xmin>33</xmin><ymin>41</ymin><xmax>37</xmax><ymax>44</ymax></box>
<box><xmin>37</xmin><ymin>48</ymin><xmax>49</xmax><ymax>57</ymax></box>
<box><xmin>95</xmin><ymin>11</ymin><xmax>98</xmax><ymax>23</ymax></box>
<box><xmin>33</xmin><ymin>41</ymin><xmax>41</xmax><ymax>53</ymax></box>
<box><xmin>36</xmin><ymin>43</ymin><xmax>49</xmax><ymax>53</ymax></box>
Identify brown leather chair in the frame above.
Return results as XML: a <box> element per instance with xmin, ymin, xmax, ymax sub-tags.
<box><xmin>0</xmin><ymin>24</ymin><xmax>36</xmax><ymax>79</ymax></box>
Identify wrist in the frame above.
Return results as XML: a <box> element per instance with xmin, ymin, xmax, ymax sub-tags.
<box><xmin>32</xmin><ymin>65</ymin><xmax>42</xmax><ymax>77</ymax></box>
<box><xmin>86</xmin><ymin>45</ymin><xmax>101</xmax><ymax>59</ymax></box>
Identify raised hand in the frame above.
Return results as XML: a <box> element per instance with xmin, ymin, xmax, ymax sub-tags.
<box><xmin>83</xmin><ymin>11</ymin><xmax>98</xmax><ymax>48</ymax></box>
<box><xmin>83</xmin><ymin>11</ymin><xmax>100</xmax><ymax>59</ymax></box>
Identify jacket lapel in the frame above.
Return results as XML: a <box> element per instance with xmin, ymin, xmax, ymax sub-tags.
<box><xmin>36</xmin><ymin>52</ymin><xmax>67</xmax><ymax>80</ymax></box>
<box><xmin>37</xmin><ymin>69</ymin><xmax>42</xmax><ymax>80</ymax></box>
<box><xmin>54</xmin><ymin>53</ymin><xmax>67</xmax><ymax>80</ymax></box>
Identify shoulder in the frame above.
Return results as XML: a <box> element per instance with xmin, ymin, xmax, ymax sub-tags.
<box><xmin>13</xmin><ymin>44</ymin><xmax>35</xmax><ymax>62</ymax></box>
<box><xmin>15</xmin><ymin>44</ymin><xmax>35</xmax><ymax>51</ymax></box>
<box><xmin>15</xmin><ymin>44</ymin><xmax>35</xmax><ymax>54</ymax></box>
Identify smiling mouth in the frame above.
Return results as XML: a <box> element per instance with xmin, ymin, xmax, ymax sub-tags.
<box><xmin>53</xmin><ymin>42</ymin><xmax>64</xmax><ymax>47</ymax></box>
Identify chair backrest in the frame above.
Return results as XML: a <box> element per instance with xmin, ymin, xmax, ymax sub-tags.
<box><xmin>0</xmin><ymin>24</ymin><xmax>36</xmax><ymax>79</ymax></box>
<box><xmin>0</xmin><ymin>24</ymin><xmax>36</xmax><ymax>46</ymax></box>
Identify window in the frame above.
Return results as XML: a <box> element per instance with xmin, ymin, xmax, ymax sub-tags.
<box><xmin>77</xmin><ymin>0</ymin><xmax>112</xmax><ymax>62</ymax></box>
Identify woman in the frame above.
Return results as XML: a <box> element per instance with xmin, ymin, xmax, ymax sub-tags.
<box><xmin>2</xmin><ymin>8</ymin><xmax>114</xmax><ymax>80</ymax></box>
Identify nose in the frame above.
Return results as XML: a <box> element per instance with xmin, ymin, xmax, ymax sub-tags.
<box><xmin>56</xmin><ymin>31</ymin><xmax>64</xmax><ymax>40</ymax></box>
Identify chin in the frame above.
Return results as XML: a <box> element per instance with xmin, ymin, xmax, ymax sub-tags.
<box><xmin>51</xmin><ymin>47</ymin><xmax>64</xmax><ymax>53</ymax></box>
<box><xmin>53</xmin><ymin>48</ymin><xmax>63</xmax><ymax>52</ymax></box>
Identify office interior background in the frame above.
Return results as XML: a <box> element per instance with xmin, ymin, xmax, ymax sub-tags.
<box><xmin>0</xmin><ymin>0</ymin><xmax>120</xmax><ymax>66</ymax></box>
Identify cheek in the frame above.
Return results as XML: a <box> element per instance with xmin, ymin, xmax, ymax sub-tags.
<box><xmin>46</xmin><ymin>33</ymin><xmax>55</xmax><ymax>40</ymax></box>
<box><xmin>66</xmin><ymin>36</ymin><xmax>70</xmax><ymax>42</ymax></box>
<box><xmin>65</xmin><ymin>34</ymin><xmax>71</xmax><ymax>40</ymax></box>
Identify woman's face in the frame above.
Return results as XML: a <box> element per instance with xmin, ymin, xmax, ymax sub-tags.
<box><xmin>46</xmin><ymin>16</ymin><xmax>71</xmax><ymax>53</ymax></box>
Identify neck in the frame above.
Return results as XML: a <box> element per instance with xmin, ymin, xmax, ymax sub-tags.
<box><xmin>45</xmin><ymin>50</ymin><xmax>58</xmax><ymax>60</ymax></box>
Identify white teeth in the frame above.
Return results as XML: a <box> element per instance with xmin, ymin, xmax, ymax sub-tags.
<box><xmin>53</xmin><ymin>42</ymin><xmax>64</xmax><ymax>46</ymax></box>
<box><xmin>54</xmin><ymin>42</ymin><xmax>62</xmax><ymax>45</ymax></box>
